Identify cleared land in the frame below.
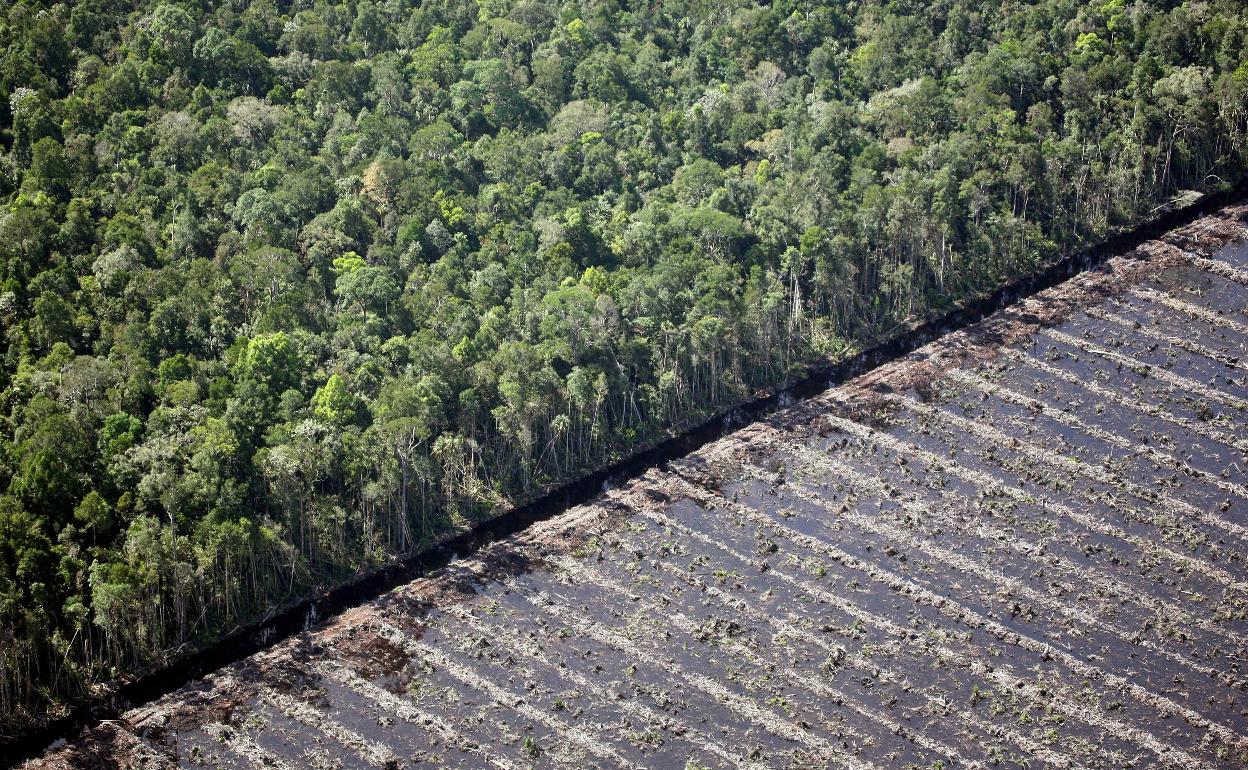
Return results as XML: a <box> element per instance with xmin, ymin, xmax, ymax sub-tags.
<box><xmin>25</xmin><ymin>207</ymin><xmax>1248</xmax><ymax>770</ymax></box>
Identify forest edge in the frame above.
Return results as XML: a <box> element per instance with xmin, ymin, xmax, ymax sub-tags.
<box><xmin>6</xmin><ymin>181</ymin><xmax>1248</xmax><ymax>767</ymax></box>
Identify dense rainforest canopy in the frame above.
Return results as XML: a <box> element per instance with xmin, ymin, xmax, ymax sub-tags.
<box><xmin>1</xmin><ymin>0</ymin><xmax>1246</xmax><ymax>733</ymax></box>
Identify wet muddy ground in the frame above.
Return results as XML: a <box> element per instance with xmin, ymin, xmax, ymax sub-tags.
<box><xmin>24</xmin><ymin>206</ymin><xmax>1248</xmax><ymax>770</ymax></box>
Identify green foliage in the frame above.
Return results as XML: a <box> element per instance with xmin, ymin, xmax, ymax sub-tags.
<box><xmin>99</xmin><ymin>414</ymin><xmax>143</xmax><ymax>466</ymax></box>
<box><xmin>312</xmin><ymin>374</ymin><xmax>356</xmax><ymax>426</ymax></box>
<box><xmin>236</xmin><ymin>333</ymin><xmax>301</xmax><ymax>395</ymax></box>
<box><xmin>1</xmin><ymin>0</ymin><xmax>1246</xmax><ymax>734</ymax></box>
<box><xmin>73</xmin><ymin>492</ymin><xmax>113</xmax><ymax>543</ymax></box>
